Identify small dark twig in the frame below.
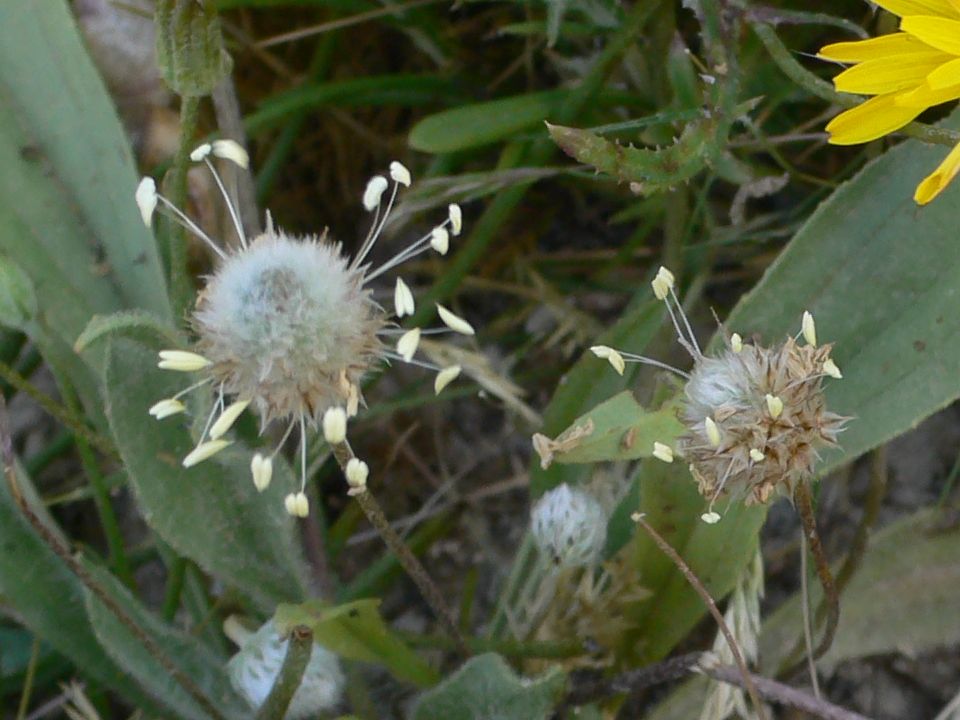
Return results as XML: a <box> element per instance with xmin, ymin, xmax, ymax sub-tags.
<box><xmin>633</xmin><ymin>515</ymin><xmax>768</xmax><ymax>720</ymax></box>
<box><xmin>255</xmin><ymin>625</ymin><xmax>313</xmax><ymax>720</ymax></box>
<box><xmin>331</xmin><ymin>440</ymin><xmax>470</xmax><ymax>658</ymax></box>
<box><xmin>0</xmin><ymin>397</ymin><xmax>228</xmax><ymax>720</ymax></box>
<box><xmin>782</xmin><ymin>482</ymin><xmax>840</xmax><ymax>678</ymax></box>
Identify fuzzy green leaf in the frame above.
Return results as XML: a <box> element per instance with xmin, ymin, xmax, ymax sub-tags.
<box><xmin>274</xmin><ymin>599</ymin><xmax>439</xmax><ymax>687</ymax></box>
<box><xmin>75</xmin><ymin>310</ymin><xmax>183</xmax><ymax>353</ymax></box>
<box><xmin>534</xmin><ymin>390</ymin><xmax>685</xmax><ymax>467</ymax></box>
<box><xmin>411</xmin><ymin>653</ymin><xmax>566</xmax><ymax>720</ymax></box>
<box><xmin>83</xmin><ymin>560</ymin><xmax>249</xmax><ymax>720</ymax></box>
<box><xmin>104</xmin><ymin>338</ymin><xmax>309</xmax><ymax>609</ymax></box>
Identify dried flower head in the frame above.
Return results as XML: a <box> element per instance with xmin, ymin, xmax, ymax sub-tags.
<box><xmin>531</xmin><ymin>483</ymin><xmax>608</xmax><ymax>568</ymax></box>
<box><xmin>227</xmin><ymin>619</ymin><xmax>344</xmax><ymax>719</ymax></box>
<box><xmin>136</xmin><ymin>141</ymin><xmax>471</xmax><ymax>514</ymax></box>
<box><xmin>592</xmin><ymin>266</ymin><xmax>847</xmax><ymax>522</ymax></box>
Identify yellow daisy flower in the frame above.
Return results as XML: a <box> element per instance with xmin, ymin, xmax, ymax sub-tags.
<box><xmin>820</xmin><ymin>0</ymin><xmax>960</xmax><ymax>204</ymax></box>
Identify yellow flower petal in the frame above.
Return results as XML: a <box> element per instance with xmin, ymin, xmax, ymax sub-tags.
<box><xmin>833</xmin><ymin>52</ymin><xmax>948</xmax><ymax>94</ymax></box>
<box><xmin>825</xmin><ymin>94</ymin><xmax>922</xmax><ymax>144</ymax></box>
<box><xmin>914</xmin><ymin>141</ymin><xmax>960</xmax><ymax>204</ymax></box>
<box><xmin>819</xmin><ymin>33</ymin><xmax>936</xmax><ymax>62</ymax></box>
<box><xmin>925</xmin><ymin>56</ymin><xmax>960</xmax><ymax>88</ymax></box>
<box><xmin>894</xmin><ymin>80</ymin><xmax>960</xmax><ymax>107</ymax></box>
<box><xmin>901</xmin><ymin>15</ymin><xmax>960</xmax><ymax>54</ymax></box>
<box><xmin>875</xmin><ymin>0</ymin><xmax>959</xmax><ymax>17</ymax></box>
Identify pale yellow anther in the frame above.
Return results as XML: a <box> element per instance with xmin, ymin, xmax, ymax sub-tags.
<box><xmin>448</xmin><ymin>204</ymin><xmax>463</xmax><ymax>235</ymax></box>
<box><xmin>705</xmin><ymin>416</ymin><xmax>721</xmax><ymax>447</ymax></box>
<box><xmin>652</xmin><ymin>442</ymin><xmax>674</xmax><ymax>463</ymax></box>
<box><xmin>250</xmin><ymin>453</ymin><xmax>273</xmax><ymax>492</ymax></box>
<box><xmin>701</xmin><ymin>511</ymin><xmax>722</xmax><ymax>524</ymax></box>
<box><xmin>652</xmin><ymin>266</ymin><xmax>675</xmax><ymax>300</ymax></box>
<box><xmin>394</xmin><ymin>277</ymin><xmax>415</xmax><ymax>318</ymax></box>
<box><xmin>362</xmin><ymin>175</ymin><xmax>388</xmax><ymax>211</ymax></box>
<box><xmin>396</xmin><ymin>328</ymin><xmax>421</xmax><ymax>363</ymax></box>
<box><xmin>823</xmin><ymin>358</ymin><xmax>842</xmax><ymax>379</ymax></box>
<box><xmin>590</xmin><ymin>345</ymin><xmax>625</xmax><ymax>375</ymax></box>
<box><xmin>158</xmin><ymin>350</ymin><xmax>211</xmax><ymax>372</ymax></box>
<box><xmin>437</xmin><ymin>304</ymin><xmax>475</xmax><ymax>335</ymax></box>
<box><xmin>802</xmin><ymin>311</ymin><xmax>817</xmax><ymax>346</ymax></box>
<box><xmin>765</xmin><ymin>393</ymin><xmax>784</xmax><ymax>419</ymax></box>
<box><xmin>135</xmin><ymin>177</ymin><xmax>158</xmax><ymax>228</ymax></box>
<box><xmin>731</xmin><ymin>333</ymin><xmax>743</xmax><ymax>353</ymax></box>
<box><xmin>346</xmin><ymin>384</ymin><xmax>360</xmax><ymax>417</ymax></box>
<box><xmin>322</xmin><ymin>407</ymin><xmax>347</xmax><ymax>444</ymax></box>
<box><xmin>389</xmin><ymin>161</ymin><xmax>411</xmax><ymax>187</ymax></box>
<box><xmin>434</xmin><ymin>365</ymin><xmax>461</xmax><ymax>394</ymax></box>
<box><xmin>211</xmin><ymin>139</ymin><xmax>250</xmax><ymax>169</ymax></box>
<box><xmin>148</xmin><ymin>398</ymin><xmax>186</xmax><ymax>420</ymax></box>
<box><xmin>749</xmin><ymin>448</ymin><xmax>765</xmax><ymax>462</ymax></box>
<box><xmin>189</xmin><ymin>143</ymin><xmax>212</xmax><ymax>162</ymax></box>
<box><xmin>430</xmin><ymin>227</ymin><xmax>450</xmax><ymax>255</ymax></box>
<box><xmin>284</xmin><ymin>492</ymin><xmax>309</xmax><ymax>517</ymax></box>
<box><xmin>345</xmin><ymin>458</ymin><xmax>369</xmax><ymax>496</ymax></box>
<box><xmin>209</xmin><ymin>399</ymin><xmax>250</xmax><ymax>440</ymax></box>
<box><xmin>182</xmin><ymin>440</ymin><xmax>232</xmax><ymax>468</ymax></box>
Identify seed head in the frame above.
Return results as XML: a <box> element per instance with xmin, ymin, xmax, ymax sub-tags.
<box><xmin>227</xmin><ymin>619</ymin><xmax>344</xmax><ymax>719</ymax></box>
<box><xmin>531</xmin><ymin>484</ymin><xmax>607</xmax><ymax>568</ymax></box>
<box><xmin>681</xmin><ymin>336</ymin><xmax>846</xmax><ymax>506</ymax></box>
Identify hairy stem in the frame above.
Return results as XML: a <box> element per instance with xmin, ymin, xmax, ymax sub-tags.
<box><xmin>633</xmin><ymin>515</ymin><xmax>767</xmax><ymax>720</ymax></box>
<box><xmin>331</xmin><ymin>441</ymin><xmax>470</xmax><ymax>657</ymax></box>
<box><xmin>166</xmin><ymin>96</ymin><xmax>202</xmax><ymax>319</ymax></box>
<box><xmin>255</xmin><ymin>625</ymin><xmax>313</xmax><ymax>720</ymax></box>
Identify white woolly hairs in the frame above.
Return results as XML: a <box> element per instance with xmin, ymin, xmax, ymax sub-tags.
<box><xmin>531</xmin><ymin>484</ymin><xmax>608</xmax><ymax>569</ymax></box>
<box><xmin>227</xmin><ymin>619</ymin><xmax>344</xmax><ymax>719</ymax></box>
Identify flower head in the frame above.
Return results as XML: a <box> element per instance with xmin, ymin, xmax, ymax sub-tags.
<box><xmin>137</xmin><ymin>147</ymin><xmax>471</xmax><ymax>514</ymax></box>
<box><xmin>227</xmin><ymin>619</ymin><xmax>344</xmax><ymax>719</ymax></box>
<box><xmin>819</xmin><ymin>1</ymin><xmax>960</xmax><ymax>203</ymax></box>
<box><xmin>591</xmin><ymin>267</ymin><xmax>847</xmax><ymax>522</ymax></box>
<box><xmin>531</xmin><ymin>483</ymin><xmax>608</xmax><ymax>568</ymax></box>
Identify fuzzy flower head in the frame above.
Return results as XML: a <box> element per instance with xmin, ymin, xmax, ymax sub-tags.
<box><xmin>227</xmin><ymin>619</ymin><xmax>344</xmax><ymax>719</ymax></box>
<box><xmin>137</xmin><ymin>143</ymin><xmax>471</xmax><ymax>514</ymax></box>
<box><xmin>531</xmin><ymin>483</ymin><xmax>608</xmax><ymax>568</ymax></box>
<box><xmin>591</xmin><ymin>268</ymin><xmax>847</xmax><ymax>523</ymax></box>
<box><xmin>819</xmin><ymin>0</ymin><xmax>960</xmax><ymax>204</ymax></box>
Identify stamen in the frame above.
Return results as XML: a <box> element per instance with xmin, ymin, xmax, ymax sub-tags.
<box><xmin>749</xmin><ymin>448</ymin><xmax>765</xmax><ymax>462</ymax></box>
<box><xmin>389</xmin><ymin>161</ymin><xmax>411</xmax><ymax>187</ymax></box>
<box><xmin>322</xmin><ymin>407</ymin><xmax>347</xmax><ymax>445</ymax></box>
<box><xmin>285</xmin><ymin>492</ymin><xmax>309</xmax><ymax>518</ymax></box>
<box><xmin>396</xmin><ymin>328</ymin><xmax>421</xmax><ymax>362</ymax></box>
<box><xmin>299</xmin><ymin>414</ymin><xmax>308</xmax><ymax>493</ymax></box>
<box><xmin>731</xmin><ymin>333</ymin><xmax>743</xmax><ymax>353</ymax></box>
<box><xmin>202</xmin><ymin>157</ymin><xmax>247</xmax><ymax>249</ymax></box>
<box><xmin>436</xmin><ymin>304</ymin><xmax>475</xmax><ymax>336</ymax></box>
<box><xmin>434</xmin><ymin>365</ymin><xmax>461</xmax><ymax>394</ymax></box>
<box><xmin>172</xmin><ymin>377</ymin><xmax>214</xmax><ymax>400</ymax></box>
<box><xmin>430</xmin><ymin>227</ymin><xmax>449</xmax><ymax>255</ymax></box>
<box><xmin>705</xmin><ymin>417</ymin><xmax>721</xmax><ymax>447</ymax></box>
<box><xmin>148</xmin><ymin>398</ymin><xmax>186</xmax><ymax>419</ymax></box>
<box><xmin>669</xmin><ymin>286</ymin><xmax>702</xmax><ymax>357</ymax></box>
<box><xmin>702</xmin><ymin>457</ymin><xmax>736</xmax><ymax>522</ymax></box>
<box><xmin>190</xmin><ymin>143</ymin><xmax>213</xmax><ymax>162</ymax></box>
<box><xmin>383</xmin><ymin>351</ymin><xmax>441</xmax><ymax>372</ymax></box>
<box><xmin>590</xmin><ymin>346</ymin><xmax>625</xmax><ymax>375</ymax></box>
<box><xmin>135</xmin><ymin>178</ymin><xmax>158</xmax><ymax>228</ymax></box>
<box><xmin>823</xmin><ymin>358</ymin><xmax>842</xmax><ymax>379</ymax></box>
<box><xmin>155</xmin><ymin>195</ymin><xmax>226</xmax><ymax>259</ymax></box>
<box><xmin>394</xmin><ymin>277</ymin><xmax>415</xmax><ymax>317</ymax></box>
<box><xmin>250</xmin><ymin>453</ymin><xmax>273</xmax><ymax>492</ymax></box>
<box><xmin>158</xmin><ymin>350</ymin><xmax>212</xmax><ymax>372</ymax></box>
<box><xmin>448</xmin><ymin>204</ymin><xmax>462</xmax><ymax>236</ymax></box>
<box><xmin>211</xmin><ymin>139</ymin><xmax>250</xmax><ymax>169</ymax></box>
<box><xmin>765</xmin><ymin>394</ymin><xmax>784</xmax><ymax>419</ymax></box>
<box><xmin>652</xmin><ymin>442</ymin><xmax>674</xmax><ymax>463</ymax></box>
<box><xmin>619</xmin><ymin>351</ymin><xmax>691</xmax><ymax>379</ymax></box>
<box><xmin>209</xmin><ymin>399</ymin><xmax>250</xmax><ymax>440</ymax></box>
<box><xmin>362</xmin><ymin>176</ymin><xmax>388</xmax><ymax>212</ymax></box>
<box><xmin>345</xmin><ymin>458</ymin><xmax>369</xmax><ymax>496</ymax></box>
<box><xmin>183</xmin><ymin>439</ymin><xmax>232</xmax><ymax>468</ymax></box>
<box><xmin>802</xmin><ymin>311</ymin><xmax>817</xmax><ymax>346</ymax></box>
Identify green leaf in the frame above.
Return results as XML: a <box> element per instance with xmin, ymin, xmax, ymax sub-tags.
<box><xmin>0</xmin><ymin>255</ymin><xmax>37</xmax><ymax>329</ymax></box>
<box><xmin>274</xmin><ymin>599</ymin><xmax>439</xmax><ymax>687</ymax></box>
<box><xmin>0</xmin><ymin>465</ymin><xmax>159</xmax><ymax>709</ymax></box>
<box><xmin>411</xmin><ymin>653</ymin><xmax>566</xmax><ymax>720</ymax></box>
<box><xmin>759</xmin><ymin>510</ymin><xmax>960</xmax><ymax>673</ymax></box>
<box><xmin>104</xmin><ymin>338</ymin><xmax>309</xmax><ymax>609</ymax></box>
<box><xmin>534</xmin><ymin>390</ymin><xmax>684</xmax><ymax>467</ymax></box>
<box><xmin>0</xmin><ymin>0</ymin><xmax>171</xmax><ymax>328</ymax></box>
<box><xmin>74</xmin><ymin>310</ymin><xmax>183</xmax><ymax>353</ymax></box>
<box><xmin>82</xmin><ymin>559</ymin><xmax>249</xmax><ymax>720</ymax></box>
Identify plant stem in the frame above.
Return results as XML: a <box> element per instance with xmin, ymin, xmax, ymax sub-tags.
<box><xmin>633</xmin><ymin>515</ymin><xmax>767</xmax><ymax>720</ymax></box>
<box><xmin>331</xmin><ymin>441</ymin><xmax>470</xmax><ymax>658</ymax></box>
<box><xmin>782</xmin><ymin>481</ymin><xmax>840</xmax><ymax>677</ymax></box>
<box><xmin>167</xmin><ymin>96</ymin><xmax>202</xmax><ymax>320</ymax></box>
<box><xmin>255</xmin><ymin>625</ymin><xmax>313</xmax><ymax>720</ymax></box>
<box><xmin>0</xmin><ymin>396</ymin><xmax>228</xmax><ymax>720</ymax></box>
<box><xmin>398</xmin><ymin>631</ymin><xmax>585</xmax><ymax>659</ymax></box>
<box><xmin>751</xmin><ymin>22</ymin><xmax>960</xmax><ymax>148</ymax></box>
